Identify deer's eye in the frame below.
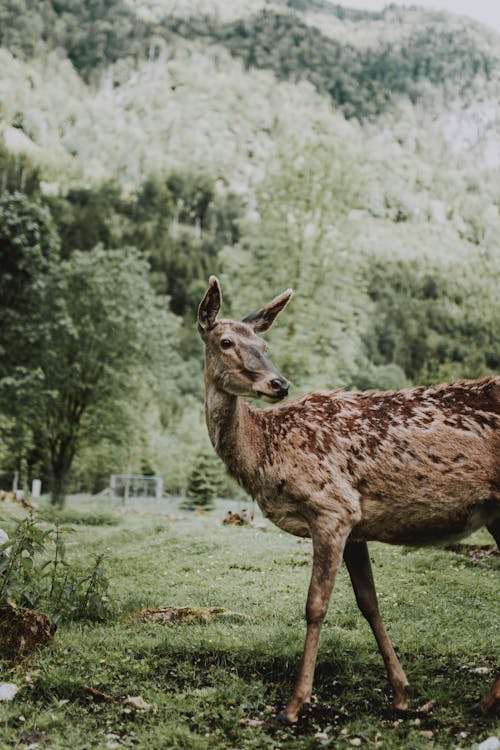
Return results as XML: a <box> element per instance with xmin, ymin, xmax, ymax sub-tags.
<box><xmin>220</xmin><ymin>338</ymin><xmax>233</xmax><ymax>350</ymax></box>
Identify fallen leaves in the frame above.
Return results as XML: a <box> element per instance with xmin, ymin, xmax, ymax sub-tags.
<box><xmin>17</xmin><ymin>729</ymin><xmax>51</xmax><ymax>747</ymax></box>
<box><xmin>135</xmin><ymin>605</ymin><xmax>246</xmax><ymax>626</ymax></box>
<box><xmin>81</xmin><ymin>687</ymin><xmax>153</xmax><ymax>713</ymax></box>
<box><xmin>239</xmin><ymin>717</ymin><xmax>266</xmax><ymax>728</ymax></box>
<box><xmin>418</xmin><ymin>699</ymin><xmax>435</xmax><ymax>714</ymax></box>
<box><xmin>443</xmin><ymin>543</ymin><xmax>500</xmax><ymax>563</ymax></box>
<box><xmin>84</xmin><ymin>685</ymin><xmax>113</xmax><ymax>702</ymax></box>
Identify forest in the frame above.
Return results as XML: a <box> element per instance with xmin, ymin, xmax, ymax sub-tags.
<box><xmin>0</xmin><ymin>0</ymin><xmax>499</xmax><ymax>505</ymax></box>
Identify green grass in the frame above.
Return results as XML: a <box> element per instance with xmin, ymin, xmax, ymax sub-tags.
<box><xmin>1</xmin><ymin>495</ymin><xmax>498</xmax><ymax>749</ymax></box>
<box><xmin>38</xmin><ymin>506</ymin><xmax>120</xmax><ymax>527</ymax></box>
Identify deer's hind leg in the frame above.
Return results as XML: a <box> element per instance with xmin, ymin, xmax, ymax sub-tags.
<box><xmin>487</xmin><ymin>518</ymin><xmax>500</xmax><ymax>548</ymax></box>
<box><xmin>480</xmin><ymin>676</ymin><xmax>500</xmax><ymax>714</ymax></box>
<box><xmin>478</xmin><ymin>519</ymin><xmax>500</xmax><ymax>714</ymax></box>
<box><xmin>343</xmin><ymin>541</ymin><xmax>410</xmax><ymax>710</ymax></box>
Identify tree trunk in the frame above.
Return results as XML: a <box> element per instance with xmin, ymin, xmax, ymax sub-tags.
<box><xmin>50</xmin><ymin>471</ymin><xmax>67</xmax><ymax>508</ymax></box>
<box><xmin>50</xmin><ymin>441</ymin><xmax>74</xmax><ymax>508</ymax></box>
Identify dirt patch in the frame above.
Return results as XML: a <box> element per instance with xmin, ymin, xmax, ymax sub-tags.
<box><xmin>443</xmin><ymin>544</ymin><xmax>500</xmax><ymax>563</ymax></box>
<box><xmin>0</xmin><ymin>605</ymin><xmax>56</xmax><ymax>661</ymax></box>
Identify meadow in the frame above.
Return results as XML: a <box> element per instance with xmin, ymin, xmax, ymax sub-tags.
<box><xmin>0</xmin><ymin>495</ymin><xmax>498</xmax><ymax>749</ymax></box>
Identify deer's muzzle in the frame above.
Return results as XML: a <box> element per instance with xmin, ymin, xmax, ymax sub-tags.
<box><xmin>254</xmin><ymin>375</ymin><xmax>290</xmax><ymax>402</ymax></box>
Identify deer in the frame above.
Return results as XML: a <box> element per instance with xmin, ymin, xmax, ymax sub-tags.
<box><xmin>197</xmin><ymin>276</ymin><xmax>500</xmax><ymax>724</ymax></box>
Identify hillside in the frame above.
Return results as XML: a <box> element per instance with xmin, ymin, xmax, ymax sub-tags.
<box><xmin>0</xmin><ymin>0</ymin><xmax>499</xmax><ymax>497</ymax></box>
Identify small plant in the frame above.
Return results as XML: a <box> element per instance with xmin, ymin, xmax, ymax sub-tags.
<box><xmin>0</xmin><ymin>514</ymin><xmax>112</xmax><ymax>622</ymax></box>
<box><xmin>0</xmin><ymin>515</ymin><xmax>50</xmax><ymax>609</ymax></box>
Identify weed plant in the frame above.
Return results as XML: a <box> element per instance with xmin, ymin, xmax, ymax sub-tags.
<box><xmin>0</xmin><ymin>514</ymin><xmax>112</xmax><ymax>622</ymax></box>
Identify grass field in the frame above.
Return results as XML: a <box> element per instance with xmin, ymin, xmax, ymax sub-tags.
<box><xmin>0</xmin><ymin>495</ymin><xmax>499</xmax><ymax>749</ymax></box>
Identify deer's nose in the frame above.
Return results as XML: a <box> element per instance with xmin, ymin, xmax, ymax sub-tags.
<box><xmin>271</xmin><ymin>378</ymin><xmax>289</xmax><ymax>398</ymax></box>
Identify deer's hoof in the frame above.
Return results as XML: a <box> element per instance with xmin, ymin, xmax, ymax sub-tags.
<box><xmin>275</xmin><ymin>710</ymin><xmax>295</xmax><ymax>726</ymax></box>
<box><xmin>468</xmin><ymin>701</ymin><xmax>483</xmax><ymax>716</ymax></box>
<box><xmin>392</xmin><ymin>685</ymin><xmax>412</xmax><ymax>713</ymax></box>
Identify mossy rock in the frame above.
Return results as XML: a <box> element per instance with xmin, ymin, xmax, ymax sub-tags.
<box><xmin>0</xmin><ymin>605</ymin><xmax>56</xmax><ymax>661</ymax></box>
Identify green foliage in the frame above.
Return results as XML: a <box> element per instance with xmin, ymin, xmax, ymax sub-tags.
<box><xmin>184</xmin><ymin>451</ymin><xmax>224</xmax><ymax>510</ymax></box>
<box><xmin>364</xmin><ymin>258</ymin><xmax>500</xmax><ymax>385</ymax></box>
<box><xmin>47</xmin><ymin>180</ymin><xmax>125</xmax><ymax>258</ymax></box>
<box><xmin>0</xmin><ymin>514</ymin><xmax>112</xmax><ymax>622</ymax></box>
<box><xmin>222</xmin><ymin>142</ymin><xmax>366</xmax><ymax>390</ymax></box>
<box><xmin>2</xmin><ymin>0</ymin><xmax>497</xmax><ymax>119</ymax></box>
<box><xmin>0</xmin><ymin>0</ymin><xmax>499</xmax><ymax>505</ymax></box>
<box><xmin>161</xmin><ymin>10</ymin><xmax>500</xmax><ymax>119</ymax></box>
<box><xmin>0</xmin><ymin>191</ymin><xmax>61</xmax><ymax>486</ymax></box>
<box><xmin>209</xmin><ymin>17</ymin><xmax>439</xmax><ymax>107</ymax></box>
<box><xmin>0</xmin><ymin>139</ymin><xmax>41</xmax><ymax>195</ymax></box>
<box><xmin>0</xmin><ymin>191</ymin><xmax>60</xmax><ymax>362</ymax></box>
<box><xmin>0</xmin><ymin>0</ymin><xmax>148</xmax><ymax>81</ymax></box>
<box><xmin>123</xmin><ymin>173</ymin><xmax>242</xmax><ymax>318</ymax></box>
<box><xmin>0</xmin><ymin>207</ymin><xmax>180</xmax><ymax>505</ymax></box>
<box><xmin>39</xmin><ymin>245</ymin><xmax>178</xmax><ymax>506</ymax></box>
<box><xmin>46</xmin><ymin>172</ymin><xmax>243</xmax><ymax>319</ymax></box>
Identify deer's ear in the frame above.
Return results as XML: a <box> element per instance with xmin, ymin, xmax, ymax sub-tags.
<box><xmin>242</xmin><ymin>288</ymin><xmax>293</xmax><ymax>333</ymax></box>
<box><xmin>198</xmin><ymin>276</ymin><xmax>222</xmax><ymax>334</ymax></box>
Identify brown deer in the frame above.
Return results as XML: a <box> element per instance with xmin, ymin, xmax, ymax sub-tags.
<box><xmin>197</xmin><ymin>276</ymin><xmax>500</xmax><ymax>723</ymax></box>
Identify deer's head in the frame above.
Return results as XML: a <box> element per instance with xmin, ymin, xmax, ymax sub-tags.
<box><xmin>198</xmin><ymin>276</ymin><xmax>292</xmax><ymax>403</ymax></box>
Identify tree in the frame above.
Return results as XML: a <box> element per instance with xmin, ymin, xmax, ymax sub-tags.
<box><xmin>45</xmin><ymin>246</ymin><xmax>180</xmax><ymax>506</ymax></box>
<box><xmin>363</xmin><ymin>257</ymin><xmax>500</xmax><ymax>385</ymax></box>
<box><xmin>47</xmin><ymin>181</ymin><xmax>124</xmax><ymax>258</ymax></box>
<box><xmin>184</xmin><ymin>450</ymin><xmax>223</xmax><ymax>510</ymax></box>
<box><xmin>1</xmin><ymin>231</ymin><xmax>179</xmax><ymax>506</ymax></box>
<box><xmin>0</xmin><ymin>191</ymin><xmax>61</xmax><ymax>490</ymax></box>
<box><xmin>0</xmin><ymin>192</ymin><xmax>60</xmax><ymax>361</ymax></box>
<box><xmin>221</xmin><ymin>142</ymin><xmax>366</xmax><ymax>392</ymax></box>
<box><xmin>0</xmin><ymin>141</ymin><xmax>41</xmax><ymax>197</ymax></box>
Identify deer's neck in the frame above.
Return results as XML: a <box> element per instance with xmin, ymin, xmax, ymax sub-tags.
<box><xmin>204</xmin><ymin>377</ymin><xmax>264</xmax><ymax>485</ymax></box>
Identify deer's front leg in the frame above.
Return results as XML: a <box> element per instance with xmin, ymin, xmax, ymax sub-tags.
<box><xmin>280</xmin><ymin>518</ymin><xmax>350</xmax><ymax>724</ymax></box>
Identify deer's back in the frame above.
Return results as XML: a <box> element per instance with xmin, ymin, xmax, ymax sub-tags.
<box><xmin>254</xmin><ymin>377</ymin><xmax>500</xmax><ymax>544</ymax></box>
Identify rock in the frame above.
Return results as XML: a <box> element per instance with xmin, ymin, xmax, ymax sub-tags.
<box><xmin>0</xmin><ymin>683</ymin><xmax>19</xmax><ymax>701</ymax></box>
<box><xmin>477</xmin><ymin>738</ymin><xmax>500</xmax><ymax>750</ymax></box>
<box><xmin>123</xmin><ymin>695</ymin><xmax>151</xmax><ymax>711</ymax></box>
<box><xmin>0</xmin><ymin>606</ymin><xmax>56</xmax><ymax>661</ymax></box>
<box><xmin>0</xmin><ymin>528</ymin><xmax>10</xmax><ymax>555</ymax></box>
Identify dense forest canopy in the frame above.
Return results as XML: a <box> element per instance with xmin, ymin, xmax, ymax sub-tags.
<box><xmin>0</xmin><ymin>0</ymin><xmax>499</xmax><ymax>504</ymax></box>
